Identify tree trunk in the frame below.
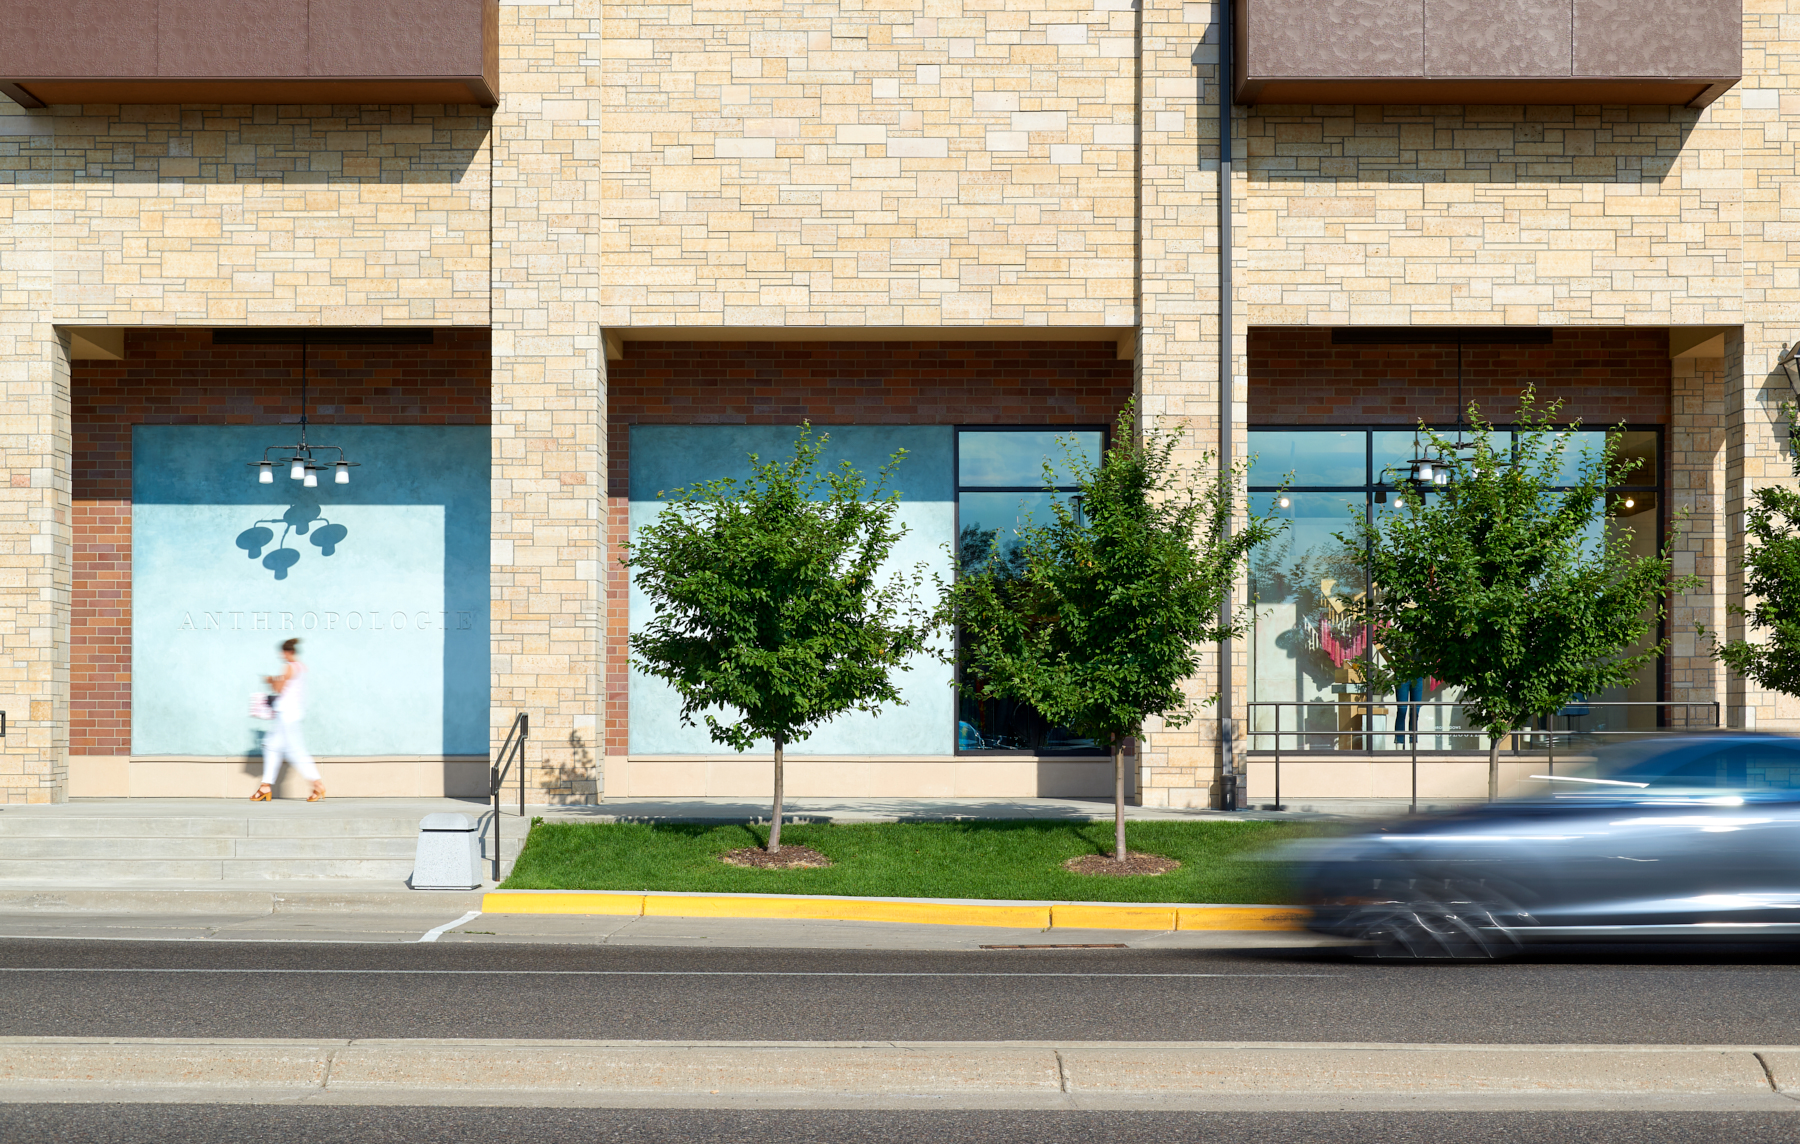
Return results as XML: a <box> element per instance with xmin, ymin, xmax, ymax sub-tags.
<box><xmin>769</xmin><ymin>737</ymin><xmax>785</xmax><ymax>853</ymax></box>
<box><xmin>1113</xmin><ymin>737</ymin><xmax>1127</xmax><ymax>863</ymax></box>
<box><xmin>1487</xmin><ymin>734</ymin><xmax>1500</xmax><ymax>801</ymax></box>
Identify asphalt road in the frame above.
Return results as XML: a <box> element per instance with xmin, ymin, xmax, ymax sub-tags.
<box><xmin>4</xmin><ymin>1107</ymin><xmax>1798</xmax><ymax>1144</ymax></box>
<box><xmin>3</xmin><ymin>937</ymin><xmax>1800</xmax><ymax>1044</ymax></box>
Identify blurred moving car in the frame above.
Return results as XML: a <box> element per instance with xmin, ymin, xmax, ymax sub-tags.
<box><xmin>1292</xmin><ymin>733</ymin><xmax>1800</xmax><ymax>958</ymax></box>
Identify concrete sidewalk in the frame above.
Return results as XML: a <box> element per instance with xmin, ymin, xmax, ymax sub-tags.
<box><xmin>3</xmin><ymin>1038</ymin><xmax>1797</xmax><ymax>1111</ymax></box>
<box><xmin>0</xmin><ymin>906</ymin><xmax>1330</xmax><ymax>950</ymax></box>
<box><xmin>533</xmin><ymin>796</ymin><xmax>1344</xmax><ymax>823</ymax></box>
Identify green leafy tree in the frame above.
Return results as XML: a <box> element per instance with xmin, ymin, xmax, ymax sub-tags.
<box><xmin>1712</xmin><ymin>402</ymin><xmax>1800</xmax><ymax>695</ymax></box>
<box><xmin>623</xmin><ymin>427</ymin><xmax>939</xmax><ymax>852</ymax></box>
<box><xmin>944</xmin><ymin>407</ymin><xmax>1280</xmax><ymax>862</ymax></box>
<box><xmin>1345</xmin><ymin>390</ymin><xmax>1696</xmax><ymax>797</ymax></box>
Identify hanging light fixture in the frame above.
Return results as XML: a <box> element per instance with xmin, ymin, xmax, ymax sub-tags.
<box><xmin>247</xmin><ymin>338</ymin><xmax>361</xmax><ymax>488</ymax></box>
<box><xmin>1406</xmin><ymin>339</ymin><xmax>1475</xmax><ymax>491</ymax></box>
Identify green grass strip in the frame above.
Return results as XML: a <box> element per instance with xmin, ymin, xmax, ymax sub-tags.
<box><xmin>500</xmin><ymin>819</ymin><xmax>1334</xmax><ymax>904</ymax></box>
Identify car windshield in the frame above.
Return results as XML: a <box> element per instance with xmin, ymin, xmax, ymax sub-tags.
<box><xmin>1593</xmin><ymin>740</ymin><xmax>1800</xmax><ymax>792</ymax></box>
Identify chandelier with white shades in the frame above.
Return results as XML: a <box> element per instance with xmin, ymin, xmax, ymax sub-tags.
<box><xmin>247</xmin><ymin>339</ymin><xmax>360</xmax><ymax>488</ymax></box>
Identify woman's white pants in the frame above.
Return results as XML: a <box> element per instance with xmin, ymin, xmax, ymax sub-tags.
<box><xmin>261</xmin><ymin>717</ymin><xmax>320</xmax><ymax>784</ymax></box>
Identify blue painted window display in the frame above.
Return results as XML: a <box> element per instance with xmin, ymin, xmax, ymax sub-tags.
<box><xmin>131</xmin><ymin>426</ymin><xmax>491</xmax><ymax>758</ymax></box>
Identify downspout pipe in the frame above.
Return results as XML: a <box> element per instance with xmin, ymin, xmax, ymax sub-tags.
<box><xmin>1215</xmin><ymin>0</ymin><xmax>1240</xmax><ymax>810</ymax></box>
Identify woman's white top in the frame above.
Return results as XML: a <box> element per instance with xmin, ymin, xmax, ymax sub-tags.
<box><xmin>274</xmin><ymin>661</ymin><xmax>307</xmax><ymax>721</ymax></box>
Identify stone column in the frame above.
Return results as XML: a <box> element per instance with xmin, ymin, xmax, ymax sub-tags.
<box><xmin>1134</xmin><ymin>0</ymin><xmax>1240</xmax><ymax>808</ymax></box>
<box><xmin>0</xmin><ymin>106</ymin><xmax>71</xmax><ymax>803</ymax></box>
<box><xmin>1722</xmin><ymin>326</ymin><xmax>1800</xmax><ymax>733</ymax></box>
<box><xmin>1667</xmin><ymin>355</ymin><xmax>1727</xmax><ymax>729</ymax></box>
<box><xmin>490</xmin><ymin>3</ymin><xmax>605</xmax><ymax>804</ymax></box>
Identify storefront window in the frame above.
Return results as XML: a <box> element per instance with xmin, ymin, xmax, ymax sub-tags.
<box><xmin>1247</xmin><ymin>426</ymin><xmax>1663</xmax><ymax>751</ymax></box>
<box><xmin>955</xmin><ymin>427</ymin><xmax>1105</xmax><ymax>755</ymax></box>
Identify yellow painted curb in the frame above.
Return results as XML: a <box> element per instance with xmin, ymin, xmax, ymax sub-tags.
<box><xmin>1177</xmin><ymin>906</ymin><xmax>1312</xmax><ymax>931</ymax></box>
<box><xmin>482</xmin><ymin>890</ymin><xmax>1310</xmax><ymax>931</ymax></box>
<box><xmin>1050</xmin><ymin>904</ymin><xmax>1178</xmax><ymax>931</ymax></box>
<box><xmin>481</xmin><ymin>891</ymin><xmax>643</xmax><ymax>916</ymax></box>
<box><xmin>641</xmin><ymin>895</ymin><xmax>1052</xmax><ymax>928</ymax></box>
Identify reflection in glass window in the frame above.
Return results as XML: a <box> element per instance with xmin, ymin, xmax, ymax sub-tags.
<box><xmin>955</xmin><ymin>428</ymin><xmax>1105</xmax><ymax>755</ymax></box>
<box><xmin>957</xmin><ymin>430</ymin><xmax>1104</xmax><ymax>488</ymax></box>
<box><xmin>1247</xmin><ymin>430</ymin><xmax>1365</xmax><ymax>488</ymax></box>
<box><xmin>1247</xmin><ymin>424</ymin><xmax>1663</xmax><ymax>752</ymax></box>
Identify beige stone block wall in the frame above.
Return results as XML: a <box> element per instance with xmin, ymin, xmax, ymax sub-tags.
<box><xmin>1239</xmin><ymin>105</ymin><xmax>1744</xmax><ymax>326</ymax></box>
<box><xmin>47</xmin><ymin>105</ymin><xmax>490</xmax><ymax>325</ymax></box>
<box><xmin>1134</xmin><ymin>4</ymin><xmax>1235</xmax><ymax>807</ymax></box>
<box><xmin>1731</xmin><ymin>0</ymin><xmax>1800</xmax><ymax>729</ymax></box>
<box><xmin>490</xmin><ymin>2</ymin><xmax>607</xmax><ymax>804</ymax></box>
<box><xmin>0</xmin><ymin>110</ymin><xmax>72</xmax><ymax>802</ymax></box>
<box><xmin>1669</xmin><ymin>355</ymin><xmax>1729</xmax><ymax>724</ymax></box>
<box><xmin>599</xmin><ymin>0</ymin><xmax>1138</xmax><ymax>327</ymax></box>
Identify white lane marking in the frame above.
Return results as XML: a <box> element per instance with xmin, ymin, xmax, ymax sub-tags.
<box><xmin>0</xmin><ymin>969</ymin><xmax>1336</xmax><ymax>978</ymax></box>
<box><xmin>417</xmin><ymin>911</ymin><xmax>482</xmax><ymax>944</ymax></box>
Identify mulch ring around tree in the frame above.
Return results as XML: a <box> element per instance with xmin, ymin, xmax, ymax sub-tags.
<box><xmin>719</xmin><ymin>845</ymin><xmax>834</xmax><ymax>871</ymax></box>
<box><xmin>1062</xmin><ymin>852</ymin><xmax>1182</xmax><ymax>877</ymax></box>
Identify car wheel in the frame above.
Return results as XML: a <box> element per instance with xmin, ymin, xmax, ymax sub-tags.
<box><xmin>1344</xmin><ymin>877</ymin><xmax>1535</xmax><ymax>960</ymax></box>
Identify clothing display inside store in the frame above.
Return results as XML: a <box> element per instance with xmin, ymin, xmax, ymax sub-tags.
<box><xmin>1245</xmin><ymin>424</ymin><xmax>1664</xmax><ymax>752</ymax></box>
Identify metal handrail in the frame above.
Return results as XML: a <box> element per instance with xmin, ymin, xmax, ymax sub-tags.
<box><xmin>489</xmin><ymin>712</ymin><xmax>528</xmax><ymax>882</ymax></box>
<box><xmin>1246</xmin><ymin>699</ymin><xmax>1721</xmax><ymax>814</ymax></box>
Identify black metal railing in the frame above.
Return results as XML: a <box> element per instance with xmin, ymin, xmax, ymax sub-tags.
<box><xmin>489</xmin><ymin>712</ymin><xmax>528</xmax><ymax>882</ymax></box>
<box><xmin>1246</xmin><ymin>699</ymin><xmax>1721</xmax><ymax>813</ymax></box>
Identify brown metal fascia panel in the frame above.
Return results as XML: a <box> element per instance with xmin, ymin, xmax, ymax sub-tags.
<box><xmin>1688</xmin><ymin>79</ymin><xmax>1739</xmax><ymax>109</ymax></box>
<box><xmin>0</xmin><ymin>82</ymin><xmax>46</xmax><ymax>109</ymax></box>
<box><xmin>0</xmin><ymin>0</ymin><xmax>497</xmax><ymax>105</ymax></box>
<box><xmin>6</xmin><ymin>77</ymin><xmax>496</xmax><ymax>106</ymax></box>
<box><xmin>482</xmin><ymin>0</ymin><xmax>499</xmax><ymax>105</ymax></box>
<box><xmin>1237</xmin><ymin>77</ymin><xmax>1721</xmax><ymax>105</ymax></box>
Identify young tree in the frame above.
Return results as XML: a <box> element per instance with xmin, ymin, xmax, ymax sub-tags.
<box><xmin>1712</xmin><ymin>404</ymin><xmax>1800</xmax><ymax>695</ymax></box>
<box><xmin>945</xmin><ymin>407</ymin><xmax>1279</xmax><ymax>863</ymax></box>
<box><xmin>624</xmin><ymin>427</ymin><xmax>938</xmax><ymax>852</ymax></box>
<box><xmin>1346</xmin><ymin>390</ymin><xmax>1695</xmax><ymax>798</ymax></box>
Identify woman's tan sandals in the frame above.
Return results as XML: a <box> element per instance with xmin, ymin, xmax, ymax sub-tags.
<box><xmin>307</xmin><ymin>785</ymin><xmax>327</xmax><ymax>802</ymax></box>
<box><xmin>249</xmin><ymin>785</ymin><xmax>272</xmax><ymax>802</ymax></box>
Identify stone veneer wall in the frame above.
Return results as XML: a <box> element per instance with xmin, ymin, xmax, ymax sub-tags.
<box><xmin>4</xmin><ymin>0</ymin><xmax>1799</xmax><ymax>803</ymax></box>
<box><xmin>603</xmin><ymin>340</ymin><xmax>1134</xmax><ymax>766</ymax></box>
<box><xmin>0</xmin><ymin>113</ymin><xmax>69</xmax><ymax>803</ymax></box>
<box><xmin>48</xmin><ymin>105</ymin><xmax>491</xmax><ymax>326</ymax></box>
<box><xmin>489</xmin><ymin>3</ymin><xmax>606</xmax><ymax>803</ymax></box>
<box><xmin>70</xmin><ymin>328</ymin><xmax>492</xmax><ymax>758</ymax></box>
<box><xmin>599</xmin><ymin>0</ymin><xmax>1139</xmax><ymax>327</ymax></box>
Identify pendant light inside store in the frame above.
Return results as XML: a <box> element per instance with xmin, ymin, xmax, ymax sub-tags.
<box><xmin>249</xmin><ymin>340</ymin><xmax>359</xmax><ymax>488</ymax></box>
<box><xmin>1406</xmin><ymin>341</ymin><xmax>1472</xmax><ymax>490</ymax></box>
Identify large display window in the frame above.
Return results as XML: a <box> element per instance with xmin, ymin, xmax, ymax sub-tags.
<box><xmin>1246</xmin><ymin>426</ymin><xmax>1664</xmax><ymax>751</ymax></box>
<box><xmin>954</xmin><ymin>426</ymin><xmax>1107</xmax><ymax>755</ymax></box>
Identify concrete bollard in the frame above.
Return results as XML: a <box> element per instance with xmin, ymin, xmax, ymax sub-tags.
<box><xmin>411</xmin><ymin>813</ymin><xmax>481</xmax><ymax>890</ymax></box>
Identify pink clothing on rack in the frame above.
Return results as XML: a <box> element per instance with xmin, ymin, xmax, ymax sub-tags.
<box><xmin>1319</xmin><ymin>615</ymin><xmax>1367</xmax><ymax>668</ymax></box>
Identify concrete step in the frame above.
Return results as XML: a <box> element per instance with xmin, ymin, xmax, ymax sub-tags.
<box><xmin>0</xmin><ymin>837</ymin><xmax>497</xmax><ymax>861</ymax></box>
<box><xmin>0</xmin><ymin>858</ymin><xmax>481</xmax><ymax>881</ymax></box>
<box><xmin>0</xmin><ymin>800</ymin><xmax>529</xmax><ymax>884</ymax></box>
<box><xmin>0</xmin><ymin>816</ymin><xmax>487</xmax><ymax>839</ymax></box>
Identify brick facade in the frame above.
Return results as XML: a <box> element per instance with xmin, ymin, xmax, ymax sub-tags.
<box><xmin>1248</xmin><ymin>328</ymin><xmax>1673</xmax><ymax>427</ymax></box>
<box><xmin>603</xmin><ymin>340</ymin><xmax>1135</xmax><ymax>758</ymax></box>
<box><xmin>70</xmin><ymin>328</ymin><xmax>491</xmax><ymax>757</ymax></box>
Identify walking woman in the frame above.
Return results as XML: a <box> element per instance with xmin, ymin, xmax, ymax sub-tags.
<box><xmin>251</xmin><ymin>638</ymin><xmax>325</xmax><ymax>802</ymax></box>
